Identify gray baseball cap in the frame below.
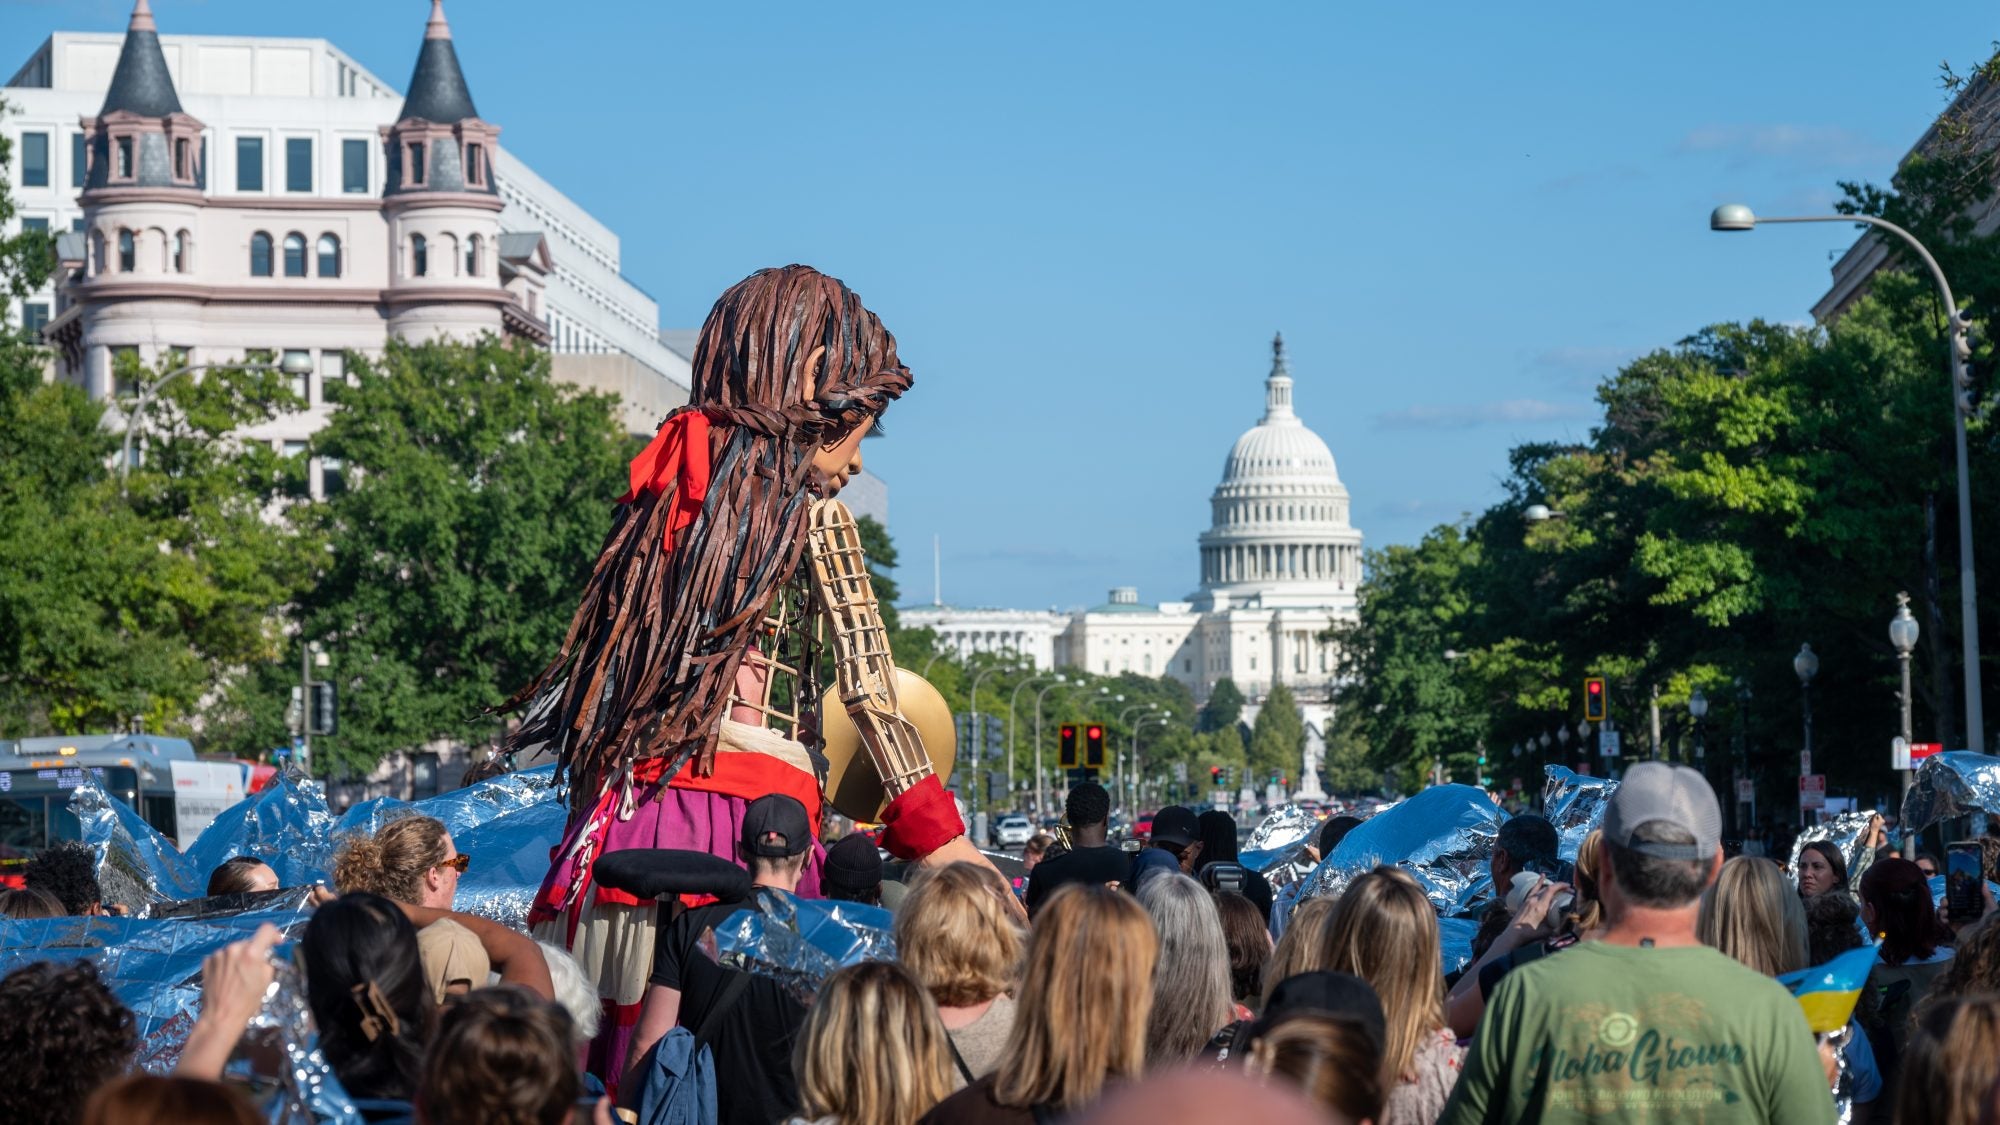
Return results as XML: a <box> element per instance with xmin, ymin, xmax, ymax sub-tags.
<box><xmin>1604</xmin><ymin>761</ymin><xmax>1721</xmax><ymax>861</ymax></box>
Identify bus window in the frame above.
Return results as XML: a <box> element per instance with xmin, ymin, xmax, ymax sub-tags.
<box><xmin>142</xmin><ymin>795</ymin><xmax>177</xmax><ymax>841</ymax></box>
<box><xmin>0</xmin><ymin>794</ymin><xmax>49</xmax><ymax>879</ymax></box>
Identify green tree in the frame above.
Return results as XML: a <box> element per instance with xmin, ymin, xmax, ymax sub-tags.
<box><xmin>1199</xmin><ymin>677</ymin><xmax>1245</xmax><ymax>734</ymax></box>
<box><xmin>290</xmin><ymin>337</ymin><xmax>629</xmax><ymax>772</ymax></box>
<box><xmin>1249</xmin><ymin>681</ymin><xmax>1305</xmax><ymax>784</ymax></box>
<box><xmin>1319</xmin><ymin>706</ymin><xmax>1379</xmax><ymax>796</ymax></box>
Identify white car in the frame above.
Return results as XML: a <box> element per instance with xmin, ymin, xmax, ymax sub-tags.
<box><xmin>993</xmin><ymin>815</ymin><xmax>1034</xmax><ymax>847</ymax></box>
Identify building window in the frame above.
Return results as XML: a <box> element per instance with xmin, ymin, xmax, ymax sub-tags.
<box><xmin>21</xmin><ymin>217</ymin><xmax>46</xmax><ymax>233</ymax></box>
<box><xmin>285</xmin><ymin>350</ymin><xmax>312</xmax><ymax>401</ymax></box>
<box><xmin>236</xmin><ymin>136</ymin><xmax>263</xmax><ymax>191</ymax></box>
<box><xmin>249</xmin><ymin>231</ymin><xmax>273</xmax><ymax>277</ymax></box>
<box><xmin>464</xmin><ymin>143</ymin><xmax>483</xmax><ymax>186</ymax></box>
<box><xmin>115</xmin><ymin>136</ymin><xmax>133</xmax><ymax>179</ymax></box>
<box><xmin>282</xmin><ymin>439</ymin><xmax>308</xmax><ymax>458</ymax></box>
<box><xmin>317</xmin><ymin>234</ymin><xmax>341</xmax><ymax>278</ymax></box>
<box><xmin>411</xmin><ymin>233</ymin><xmax>428</xmax><ymax>277</ymax></box>
<box><xmin>285</xmin><ymin>137</ymin><xmax>312</xmax><ymax>192</ymax></box>
<box><xmin>281</xmin><ymin>233</ymin><xmax>307</xmax><ymax>277</ymax></box>
<box><xmin>22</xmin><ymin>302</ymin><xmax>48</xmax><ymax>337</ymax></box>
<box><xmin>465</xmin><ymin>234</ymin><xmax>480</xmax><ymax>277</ymax></box>
<box><xmin>117</xmin><ymin>228</ymin><xmax>135</xmax><ymax>272</ymax></box>
<box><xmin>320</xmin><ymin>350</ymin><xmax>347</xmax><ymax>402</ymax></box>
<box><xmin>322</xmin><ymin>456</ymin><xmax>347</xmax><ymax>497</ymax></box>
<box><xmin>70</xmin><ymin>133</ymin><xmax>85</xmax><ymax>187</ymax></box>
<box><xmin>173</xmin><ymin>137</ymin><xmax>189</xmax><ymax>180</ymax></box>
<box><xmin>173</xmin><ymin>230</ymin><xmax>189</xmax><ymax>273</ymax></box>
<box><xmin>406</xmin><ymin>141</ymin><xmax>426</xmax><ymax>186</ymax></box>
<box><xmin>341</xmin><ymin>138</ymin><xmax>368</xmax><ymax>193</ymax></box>
<box><xmin>21</xmin><ymin>132</ymin><xmax>48</xmax><ymax>187</ymax></box>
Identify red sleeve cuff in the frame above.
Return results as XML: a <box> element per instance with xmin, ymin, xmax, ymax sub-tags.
<box><xmin>878</xmin><ymin>775</ymin><xmax>965</xmax><ymax>861</ymax></box>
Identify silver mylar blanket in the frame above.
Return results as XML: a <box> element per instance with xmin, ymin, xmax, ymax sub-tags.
<box><xmin>0</xmin><ymin>910</ymin><xmax>359</xmax><ymax>1124</ymax></box>
<box><xmin>1289</xmin><ymin>784</ymin><xmax>1507</xmax><ymax>919</ymax></box>
<box><xmin>1240</xmin><ymin>803</ymin><xmax>1320</xmax><ymax>887</ymax></box>
<box><xmin>1901</xmin><ymin>751</ymin><xmax>2000</xmax><ymax>833</ymax></box>
<box><xmin>1787</xmin><ymin>809</ymin><xmax>1883</xmax><ymax>889</ymax></box>
<box><xmin>708</xmin><ymin>888</ymin><xmax>898</xmax><ymax>1005</ymax></box>
<box><xmin>1541</xmin><ymin>765</ymin><xmax>1615</xmax><ymax>861</ymax></box>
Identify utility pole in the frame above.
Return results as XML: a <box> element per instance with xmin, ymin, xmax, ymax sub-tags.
<box><xmin>1649</xmin><ymin>684</ymin><xmax>1662</xmax><ymax>761</ymax></box>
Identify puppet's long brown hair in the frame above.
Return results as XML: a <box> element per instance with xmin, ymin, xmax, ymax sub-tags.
<box><xmin>499</xmin><ymin>266</ymin><xmax>911</xmax><ymax>808</ymax></box>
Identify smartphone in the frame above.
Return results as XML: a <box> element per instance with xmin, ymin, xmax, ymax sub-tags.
<box><xmin>1946</xmin><ymin>841</ymin><xmax>1983</xmax><ymax>923</ymax></box>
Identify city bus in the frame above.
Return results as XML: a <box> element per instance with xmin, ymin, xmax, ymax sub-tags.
<box><xmin>0</xmin><ymin>734</ymin><xmax>246</xmax><ymax>884</ymax></box>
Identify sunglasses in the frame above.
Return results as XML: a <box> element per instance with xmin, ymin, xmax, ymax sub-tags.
<box><xmin>437</xmin><ymin>854</ymin><xmax>471</xmax><ymax>874</ymax></box>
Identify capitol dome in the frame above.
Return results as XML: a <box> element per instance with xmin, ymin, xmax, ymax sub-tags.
<box><xmin>1194</xmin><ymin>335</ymin><xmax>1363</xmax><ymax>608</ymax></box>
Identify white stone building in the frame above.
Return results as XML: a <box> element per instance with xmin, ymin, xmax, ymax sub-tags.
<box><xmin>2</xmin><ymin>0</ymin><xmax>696</xmax><ymax>497</ymax></box>
<box><xmin>899</xmin><ymin>604</ymin><xmax>1072</xmax><ymax>670</ymax></box>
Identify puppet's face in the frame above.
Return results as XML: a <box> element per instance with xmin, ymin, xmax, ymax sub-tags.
<box><xmin>811</xmin><ymin>418</ymin><xmax>871</xmax><ymax>495</ymax></box>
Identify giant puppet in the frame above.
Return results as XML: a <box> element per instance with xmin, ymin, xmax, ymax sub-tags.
<box><xmin>501</xmin><ymin>265</ymin><xmax>996</xmax><ymax>1069</ymax></box>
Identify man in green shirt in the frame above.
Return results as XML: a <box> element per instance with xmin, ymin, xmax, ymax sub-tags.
<box><xmin>1441</xmin><ymin>762</ymin><xmax>1834</xmax><ymax>1123</ymax></box>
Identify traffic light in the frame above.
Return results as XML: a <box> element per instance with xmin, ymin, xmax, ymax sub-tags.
<box><xmin>1584</xmin><ymin>677</ymin><xmax>1607</xmax><ymax>723</ymax></box>
<box><xmin>1085</xmin><ymin>725</ymin><xmax>1106</xmax><ymax>769</ymax></box>
<box><xmin>309</xmin><ymin>681</ymin><xmax>338</xmax><ymax>737</ymax></box>
<box><xmin>1209</xmin><ymin>765</ymin><xmax>1222</xmax><ymax>786</ymax></box>
<box><xmin>1058</xmin><ymin>724</ymin><xmax>1078</xmax><ymax>769</ymax></box>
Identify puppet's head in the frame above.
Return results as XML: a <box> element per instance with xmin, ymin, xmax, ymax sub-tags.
<box><xmin>504</xmin><ymin>265</ymin><xmax>910</xmax><ymax>804</ymax></box>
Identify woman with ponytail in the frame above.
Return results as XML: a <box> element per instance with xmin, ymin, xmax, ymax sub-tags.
<box><xmin>1857</xmin><ymin>857</ymin><xmax>1954</xmax><ymax>1096</ymax></box>
<box><xmin>500</xmin><ymin>266</ymin><xmax>996</xmax><ymax>1079</ymax></box>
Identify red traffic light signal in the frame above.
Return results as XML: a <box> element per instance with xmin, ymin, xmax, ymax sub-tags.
<box><xmin>1210</xmin><ymin>765</ymin><xmax>1222</xmax><ymax>782</ymax></box>
<box><xmin>1584</xmin><ymin>677</ymin><xmax>1607</xmax><ymax>723</ymax></box>
<box><xmin>1087</xmin><ymin>726</ymin><xmax>1102</xmax><ymax>739</ymax></box>
<box><xmin>1059</xmin><ymin>724</ymin><xmax>1079</xmax><ymax>769</ymax></box>
<box><xmin>1085</xmin><ymin>725</ymin><xmax>1106</xmax><ymax>768</ymax></box>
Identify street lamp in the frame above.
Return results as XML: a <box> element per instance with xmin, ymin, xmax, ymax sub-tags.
<box><xmin>1008</xmin><ymin>673</ymin><xmax>1062</xmax><ymax>811</ymax></box>
<box><xmin>1714</xmin><ymin>204</ymin><xmax>1983</xmax><ymax>752</ymax></box>
<box><xmin>116</xmin><ymin>353</ymin><xmax>317</xmax><ymax>494</ymax></box>
<box><xmin>1031</xmin><ymin>677</ymin><xmax>1071</xmax><ymax>822</ymax></box>
<box><xmin>1523</xmin><ymin>504</ymin><xmax>1566</xmax><ymax>523</ymax></box>
<box><xmin>1688</xmin><ymin>687</ymin><xmax>1708</xmax><ymax>764</ymax></box>
<box><xmin>966</xmin><ymin>662</ymin><xmax>1006</xmax><ymax>824</ymax></box>
<box><xmin>1116</xmin><ymin>701</ymin><xmax>1157</xmax><ymax>814</ymax></box>
<box><xmin>1133</xmin><ymin>712</ymin><xmax>1171</xmax><ymax>811</ymax></box>
<box><xmin>1795</xmin><ymin>644</ymin><xmax>1818</xmax><ymax>825</ymax></box>
<box><xmin>1891</xmin><ymin>591</ymin><xmax>1921</xmax><ymax>854</ymax></box>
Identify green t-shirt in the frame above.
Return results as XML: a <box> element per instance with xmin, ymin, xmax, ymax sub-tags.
<box><xmin>1440</xmin><ymin>941</ymin><xmax>1834</xmax><ymax>1124</ymax></box>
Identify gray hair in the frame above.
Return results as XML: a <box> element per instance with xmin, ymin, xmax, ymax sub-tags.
<box><xmin>1606</xmin><ymin>822</ymin><xmax>1711</xmax><ymax>909</ymax></box>
<box><xmin>537</xmin><ymin>941</ymin><xmax>601</xmax><ymax>1045</ymax></box>
<box><xmin>1136</xmin><ymin>872</ymin><xmax>1235</xmax><ymax>1066</ymax></box>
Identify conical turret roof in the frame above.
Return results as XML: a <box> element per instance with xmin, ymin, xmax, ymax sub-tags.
<box><xmin>398</xmin><ymin>0</ymin><xmax>479</xmax><ymax>123</ymax></box>
<box><xmin>99</xmin><ymin>1</ymin><xmax>182</xmax><ymax>118</ymax></box>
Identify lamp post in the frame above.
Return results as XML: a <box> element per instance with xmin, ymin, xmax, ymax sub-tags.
<box><xmin>115</xmin><ymin>354</ymin><xmax>316</xmax><ymax>494</ymax></box>
<box><xmin>1031</xmin><ymin>678</ymin><xmax>1070</xmax><ymax>822</ymax></box>
<box><xmin>1891</xmin><ymin>592</ymin><xmax>1921</xmax><ymax>856</ymax></box>
<box><xmin>1523</xmin><ymin>504</ymin><xmax>1566</xmax><ymax>523</ymax></box>
<box><xmin>1115</xmin><ymin>700</ymin><xmax>1155</xmax><ymax>815</ymax></box>
<box><xmin>967</xmin><ymin>663</ymin><xmax>1004</xmax><ymax>825</ymax></box>
<box><xmin>1795</xmin><ymin>643</ymin><xmax>1819</xmax><ymax>827</ymax></box>
<box><xmin>1714</xmin><ymin>204</ymin><xmax>1983</xmax><ymax>753</ymax></box>
<box><xmin>1133</xmin><ymin>712</ymin><xmax>1171</xmax><ymax>811</ymax></box>
<box><xmin>1688</xmin><ymin>687</ymin><xmax>1709</xmax><ymax>770</ymax></box>
<box><xmin>1008</xmin><ymin>673</ymin><xmax>1062</xmax><ymax>811</ymax></box>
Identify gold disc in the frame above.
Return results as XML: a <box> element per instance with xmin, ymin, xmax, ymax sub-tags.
<box><xmin>818</xmin><ymin>669</ymin><xmax>957</xmax><ymax>822</ymax></box>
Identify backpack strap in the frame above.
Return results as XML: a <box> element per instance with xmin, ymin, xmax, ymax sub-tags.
<box><xmin>692</xmin><ymin>968</ymin><xmax>756</xmax><ymax>1050</ymax></box>
<box><xmin>947</xmin><ymin>1034</ymin><xmax>977</xmax><ymax>1084</ymax></box>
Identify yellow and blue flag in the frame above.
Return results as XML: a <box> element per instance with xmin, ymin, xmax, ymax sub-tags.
<box><xmin>1777</xmin><ymin>944</ymin><xmax>1879</xmax><ymax>1034</ymax></box>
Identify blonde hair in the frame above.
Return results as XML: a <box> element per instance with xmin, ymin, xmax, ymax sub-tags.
<box><xmin>1137</xmin><ymin>873</ymin><xmax>1235</xmax><ymax>1066</ymax></box>
<box><xmin>1895</xmin><ymin>994</ymin><xmax>2000</xmax><ymax>1125</ymax></box>
<box><xmin>894</xmin><ymin>862</ymin><xmax>1022</xmax><ymax>1008</ymax></box>
<box><xmin>1697</xmin><ymin>856</ymin><xmax>1807</xmax><ymax>977</ymax></box>
<box><xmin>993</xmin><ymin>883</ymin><xmax>1157</xmax><ymax>1112</ymax></box>
<box><xmin>1264</xmin><ymin>897</ymin><xmax>1337</xmax><ymax>1005</ymax></box>
<box><xmin>1568</xmin><ymin>829</ymin><xmax>1606</xmax><ymax>935</ymax></box>
<box><xmin>1246</xmin><ymin>1014</ymin><xmax>1387</xmax><ymax>1124</ymax></box>
<box><xmin>332</xmin><ymin>815</ymin><xmax>449</xmax><ymax>905</ymax></box>
<box><xmin>793</xmin><ymin>961</ymin><xmax>954</xmax><ymax>1125</ymax></box>
<box><xmin>1318</xmin><ymin>867</ymin><xmax>1444</xmax><ymax>1082</ymax></box>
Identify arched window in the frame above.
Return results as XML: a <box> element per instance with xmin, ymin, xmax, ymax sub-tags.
<box><xmin>117</xmin><ymin>228</ymin><xmax>135</xmax><ymax>272</ymax></box>
<box><xmin>173</xmin><ymin>230</ymin><xmax>189</xmax><ymax>273</ymax></box>
<box><xmin>250</xmin><ymin>231</ymin><xmax>273</xmax><ymax>277</ymax></box>
<box><xmin>282</xmin><ymin>233</ymin><xmax>307</xmax><ymax>278</ymax></box>
<box><xmin>465</xmin><ymin>234</ymin><xmax>481</xmax><ymax>277</ymax></box>
<box><xmin>441</xmin><ymin>234</ymin><xmax>459</xmax><ymax>277</ymax></box>
<box><xmin>317</xmin><ymin>234</ymin><xmax>341</xmax><ymax>278</ymax></box>
<box><xmin>411</xmin><ymin>233</ymin><xmax>428</xmax><ymax>277</ymax></box>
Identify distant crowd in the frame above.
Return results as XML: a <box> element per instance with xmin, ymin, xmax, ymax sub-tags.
<box><xmin>4</xmin><ymin>762</ymin><xmax>2000</xmax><ymax>1125</ymax></box>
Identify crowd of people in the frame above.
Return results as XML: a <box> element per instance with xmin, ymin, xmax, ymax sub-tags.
<box><xmin>9</xmin><ymin>766</ymin><xmax>2000</xmax><ymax>1125</ymax></box>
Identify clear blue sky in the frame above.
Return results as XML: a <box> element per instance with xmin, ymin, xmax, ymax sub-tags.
<box><xmin>17</xmin><ymin>2</ymin><xmax>1992</xmax><ymax>610</ymax></box>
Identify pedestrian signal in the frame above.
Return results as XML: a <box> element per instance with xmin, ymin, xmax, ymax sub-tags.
<box><xmin>1085</xmin><ymin>725</ymin><xmax>1106</xmax><ymax>769</ymax></box>
<box><xmin>1584</xmin><ymin>677</ymin><xmax>1607</xmax><ymax>723</ymax></box>
<box><xmin>1058</xmin><ymin>724</ymin><xmax>1079</xmax><ymax>769</ymax></box>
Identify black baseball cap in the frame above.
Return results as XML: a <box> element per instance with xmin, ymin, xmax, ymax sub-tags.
<box><xmin>741</xmin><ymin>794</ymin><xmax>812</xmax><ymax>858</ymax></box>
<box><xmin>1151</xmin><ymin>806</ymin><xmax>1200</xmax><ymax>848</ymax></box>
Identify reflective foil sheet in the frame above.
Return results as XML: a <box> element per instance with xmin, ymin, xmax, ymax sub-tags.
<box><xmin>1788</xmin><ymin>809</ymin><xmax>1883</xmax><ymax>888</ymax></box>
<box><xmin>1290</xmin><ymin>784</ymin><xmax>1506</xmax><ymax>918</ymax></box>
<box><xmin>332</xmin><ymin>765</ymin><xmax>559</xmax><ymax>839</ymax></box>
<box><xmin>1438</xmin><ymin>916</ymin><xmax>1478</xmax><ymax>977</ymax></box>
<box><xmin>1242</xmin><ymin>804</ymin><xmax>1320</xmax><ymax>886</ymax></box>
<box><xmin>1542</xmin><ymin>765</ymin><xmax>1616</xmax><ymax>861</ymax></box>
<box><xmin>1902</xmin><ymin>752</ymin><xmax>2000</xmax><ymax>833</ymax></box>
<box><xmin>70</xmin><ymin>771</ymin><xmax>202</xmax><ymax>909</ymax></box>
<box><xmin>183</xmin><ymin>772</ymin><xmax>340</xmax><ymax>890</ymax></box>
<box><xmin>447</xmin><ymin>797</ymin><xmax>569</xmax><ymax>930</ymax></box>
<box><xmin>710</xmin><ymin>888</ymin><xmax>896</xmax><ymax>1006</ymax></box>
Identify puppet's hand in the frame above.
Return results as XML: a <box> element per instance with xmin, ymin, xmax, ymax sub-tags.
<box><xmin>916</xmin><ymin>835</ymin><xmax>1028</xmax><ymax>922</ymax></box>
